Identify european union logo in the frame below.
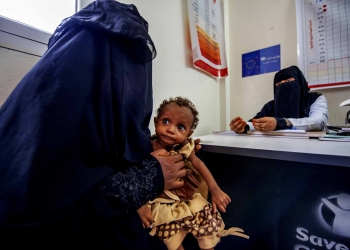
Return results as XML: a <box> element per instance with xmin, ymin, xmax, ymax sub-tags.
<box><xmin>242</xmin><ymin>45</ymin><xmax>280</xmax><ymax>77</ymax></box>
<box><xmin>242</xmin><ymin>50</ymin><xmax>260</xmax><ymax>77</ymax></box>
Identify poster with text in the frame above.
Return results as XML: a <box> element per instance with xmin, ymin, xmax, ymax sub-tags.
<box><xmin>297</xmin><ymin>0</ymin><xmax>350</xmax><ymax>89</ymax></box>
<box><xmin>187</xmin><ymin>0</ymin><xmax>228</xmax><ymax>78</ymax></box>
<box><xmin>242</xmin><ymin>45</ymin><xmax>281</xmax><ymax>77</ymax></box>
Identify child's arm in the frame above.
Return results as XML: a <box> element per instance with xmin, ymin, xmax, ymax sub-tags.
<box><xmin>137</xmin><ymin>204</ymin><xmax>153</xmax><ymax>229</ymax></box>
<box><xmin>188</xmin><ymin>150</ymin><xmax>231</xmax><ymax>213</ymax></box>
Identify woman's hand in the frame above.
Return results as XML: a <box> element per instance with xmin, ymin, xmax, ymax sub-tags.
<box><xmin>229</xmin><ymin>116</ymin><xmax>247</xmax><ymax>134</ymax></box>
<box><xmin>210</xmin><ymin>188</ymin><xmax>231</xmax><ymax>213</ymax></box>
<box><xmin>151</xmin><ymin>149</ymin><xmax>186</xmax><ymax>190</ymax></box>
<box><xmin>137</xmin><ymin>205</ymin><xmax>153</xmax><ymax>228</ymax></box>
<box><xmin>193</xmin><ymin>138</ymin><xmax>202</xmax><ymax>153</ymax></box>
<box><xmin>252</xmin><ymin>117</ymin><xmax>277</xmax><ymax>131</ymax></box>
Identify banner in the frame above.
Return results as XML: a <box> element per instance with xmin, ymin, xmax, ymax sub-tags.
<box><xmin>204</xmin><ymin>153</ymin><xmax>350</xmax><ymax>249</ymax></box>
<box><xmin>296</xmin><ymin>0</ymin><xmax>350</xmax><ymax>90</ymax></box>
<box><xmin>242</xmin><ymin>44</ymin><xmax>281</xmax><ymax>77</ymax></box>
<box><xmin>187</xmin><ymin>0</ymin><xmax>228</xmax><ymax>78</ymax></box>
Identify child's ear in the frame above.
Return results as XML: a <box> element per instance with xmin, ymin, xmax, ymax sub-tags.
<box><xmin>187</xmin><ymin>130</ymin><xmax>194</xmax><ymax>138</ymax></box>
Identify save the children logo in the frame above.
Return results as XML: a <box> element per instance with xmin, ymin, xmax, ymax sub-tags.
<box><xmin>294</xmin><ymin>193</ymin><xmax>350</xmax><ymax>250</ymax></box>
<box><xmin>318</xmin><ymin>193</ymin><xmax>350</xmax><ymax>238</ymax></box>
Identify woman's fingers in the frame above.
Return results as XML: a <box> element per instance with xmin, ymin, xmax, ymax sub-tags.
<box><xmin>151</xmin><ymin>152</ymin><xmax>186</xmax><ymax>190</ymax></box>
<box><xmin>170</xmin><ymin>178</ymin><xmax>185</xmax><ymax>190</ymax></box>
<box><xmin>253</xmin><ymin>122</ymin><xmax>267</xmax><ymax>131</ymax></box>
<box><xmin>194</xmin><ymin>138</ymin><xmax>202</xmax><ymax>153</ymax></box>
<box><xmin>252</xmin><ymin>117</ymin><xmax>276</xmax><ymax>131</ymax></box>
<box><xmin>142</xmin><ymin>220</ymin><xmax>150</xmax><ymax>228</ymax></box>
<box><xmin>230</xmin><ymin>117</ymin><xmax>246</xmax><ymax>133</ymax></box>
<box><xmin>176</xmin><ymin>168</ymin><xmax>187</xmax><ymax>178</ymax></box>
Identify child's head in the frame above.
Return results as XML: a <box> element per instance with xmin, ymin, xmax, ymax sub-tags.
<box><xmin>154</xmin><ymin>97</ymin><xmax>199</xmax><ymax>147</ymax></box>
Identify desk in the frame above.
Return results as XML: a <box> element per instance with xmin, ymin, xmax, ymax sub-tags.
<box><xmin>196</xmin><ymin>134</ymin><xmax>350</xmax><ymax>250</ymax></box>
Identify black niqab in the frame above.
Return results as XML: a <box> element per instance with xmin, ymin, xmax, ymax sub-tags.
<box><xmin>253</xmin><ymin>66</ymin><xmax>321</xmax><ymax>119</ymax></box>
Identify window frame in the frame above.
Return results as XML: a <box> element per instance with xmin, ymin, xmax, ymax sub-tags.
<box><xmin>0</xmin><ymin>0</ymin><xmax>79</xmax><ymax>57</ymax></box>
<box><xmin>0</xmin><ymin>15</ymin><xmax>51</xmax><ymax>57</ymax></box>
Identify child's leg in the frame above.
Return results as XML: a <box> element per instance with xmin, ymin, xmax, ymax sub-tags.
<box><xmin>176</xmin><ymin>244</ymin><xmax>184</xmax><ymax>250</ymax></box>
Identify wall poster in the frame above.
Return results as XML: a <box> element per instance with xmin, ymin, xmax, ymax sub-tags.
<box><xmin>296</xmin><ymin>0</ymin><xmax>350</xmax><ymax>90</ymax></box>
<box><xmin>187</xmin><ymin>0</ymin><xmax>228</xmax><ymax>78</ymax></box>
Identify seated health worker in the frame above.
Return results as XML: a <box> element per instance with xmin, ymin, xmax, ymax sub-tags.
<box><xmin>230</xmin><ymin>66</ymin><xmax>328</xmax><ymax>133</ymax></box>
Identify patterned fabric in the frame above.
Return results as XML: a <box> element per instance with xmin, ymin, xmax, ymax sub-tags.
<box><xmin>99</xmin><ymin>157</ymin><xmax>159</xmax><ymax>212</ymax></box>
<box><xmin>156</xmin><ymin>204</ymin><xmax>223</xmax><ymax>241</ymax></box>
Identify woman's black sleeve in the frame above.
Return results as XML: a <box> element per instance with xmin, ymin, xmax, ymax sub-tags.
<box><xmin>93</xmin><ymin>155</ymin><xmax>164</xmax><ymax>216</ymax></box>
<box><xmin>274</xmin><ymin>117</ymin><xmax>288</xmax><ymax>130</ymax></box>
<box><xmin>249</xmin><ymin>100</ymin><xmax>275</xmax><ymax>121</ymax></box>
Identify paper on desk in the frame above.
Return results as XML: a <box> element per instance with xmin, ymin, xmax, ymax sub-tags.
<box><xmin>247</xmin><ymin>130</ymin><xmax>325</xmax><ymax>138</ymax></box>
<box><xmin>319</xmin><ymin>137</ymin><xmax>350</xmax><ymax>142</ymax></box>
<box><xmin>267</xmin><ymin>129</ymin><xmax>306</xmax><ymax>133</ymax></box>
<box><xmin>212</xmin><ymin>130</ymin><xmax>241</xmax><ymax>135</ymax></box>
<box><xmin>319</xmin><ymin>134</ymin><xmax>350</xmax><ymax>142</ymax></box>
<box><xmin>212</xmin><ymin>130</ymin><xmax>309</xmax><ymax>139</ymax></box>
<box><xmin>213</xmin><ymin>129</ymin><xmax>306</xmax><ymax>135</ymax></box>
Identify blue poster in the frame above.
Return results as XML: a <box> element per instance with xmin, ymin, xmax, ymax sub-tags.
<box><xmin>242</xmin><ymin>44</ymin><xmax>280</xmax><ymax>77</ymax></box>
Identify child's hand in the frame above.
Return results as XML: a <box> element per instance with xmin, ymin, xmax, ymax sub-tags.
<box><xmin>210</xmin><ymin>188</ymin><xmax>231</xmax><ymax>213</ymax></box>
<box><xmin>137</xmin><ymin>204</ymin><xmax>153</xmax><ymax>228</ymax></box>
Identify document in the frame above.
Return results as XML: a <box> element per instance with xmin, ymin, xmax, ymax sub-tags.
<box><xmin>213</xmin><ymin>131</ymin><xmax>241</xmax><ymax>135</ymax></box>
<box><xmin>214</xmin><ymin>129</ymin><xmax>306</xmax><ymax>134</ymax></box>
<box><xmin>212</xmin><ymin>130</ymin><xmax>324</xmax><ymax>139</ymax></box>
<box><xmin>319</xmin><ymin>135</ymin><xmax>350</xmax><ymax>142</ymax></box>
<box><xmin>247</xmin><ymin>130</ymin><xmax>325</xmax><ymax>138</ymax></box>
<box><xmin>262</xmin><ymin>129</ymin><xmax>306</xmax><ymax>134</ymax></box>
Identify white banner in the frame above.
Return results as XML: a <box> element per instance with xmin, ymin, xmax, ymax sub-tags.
<box><xmin>187</xmin><ymin>0</ymin><xmax>228</xmax><ymax>78</ymax></box>
<box><xmin>296</xmin><ymin>0</ymin><xmax>350</xmax><ymax>90</ymax></box>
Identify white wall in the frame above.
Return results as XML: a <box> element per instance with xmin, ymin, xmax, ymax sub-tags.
<box><xmin>227</xmin><ymin>0</ymin><xmax>350</xmax><ymax>126</ymax></box>
<box><xmin>80</xmin><ymin>0</ymin><xmax>222</xmax><ymax>136</ymax></box>
<box><xmin>139</xmin><ymin>0</ymin><xmax>221</xmax><ymax>136</ymax></box>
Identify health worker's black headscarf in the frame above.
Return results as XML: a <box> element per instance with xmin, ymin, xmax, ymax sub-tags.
<box><xmin>0</xmin><ymin>0</ymin><xmax>157</xmax><ymax>228</ymax></box>
<box><xmin>253</xmin><ymin>66</ymin><xmax>321</xmax><ymax>119</ymax></box>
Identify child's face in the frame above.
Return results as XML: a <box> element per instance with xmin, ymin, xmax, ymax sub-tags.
<box><xmin>154</xmin><ymin>103</ymin><xmax>194</xmax><ymax>148</ymax></box>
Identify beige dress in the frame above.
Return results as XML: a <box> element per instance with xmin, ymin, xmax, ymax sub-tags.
<box><xmin>148</xmin><ymin>138</ymin><xmax>249</xmax><ymax>250</ymax></box>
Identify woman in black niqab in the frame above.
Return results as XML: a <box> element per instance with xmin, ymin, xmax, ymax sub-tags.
<box><xmin>230</xmin><ymin>66</ymin><xmax>328</xmax><ymax>133</ymax></box>
<box><xmin>0</xmin><ymin>1</ymin><xmax>167</xmax><ymax>249</ymax></box>
<box><xmin>254</xmin><ymin>65</ymin><xmax>322</xmax><ymax>120</ymax></box>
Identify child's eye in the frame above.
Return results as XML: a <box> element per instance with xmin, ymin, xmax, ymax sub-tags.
<box><xmin>178</xmin><ymin>125</ymin><xmax>185</xmax><ymax>131</ymax></box>
<box><xmin>162</xmin><ymin>119</ymin><xmax>169</xmax><ymax>125</ymax></box>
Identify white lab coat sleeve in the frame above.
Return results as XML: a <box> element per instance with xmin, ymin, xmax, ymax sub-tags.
<box><xmin>246</xmin><ymin>95</ymin><xmax>328</xmax><ymax>132</ymax></box>
<box><xmin>288</xmin><ymin>95</ymin><xmax>328</xmax><ymax>131</ymax></box>
<box><xmin>246</xmin><ymin>121</ymin><xmax>255</xmax><ymax>132</ymax></box>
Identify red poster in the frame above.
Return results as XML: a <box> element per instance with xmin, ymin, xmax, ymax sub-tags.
<box><xmin>187</xmin><ymin>0</ymin><xmax>228</xmax><ymax>78</ymax></box>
